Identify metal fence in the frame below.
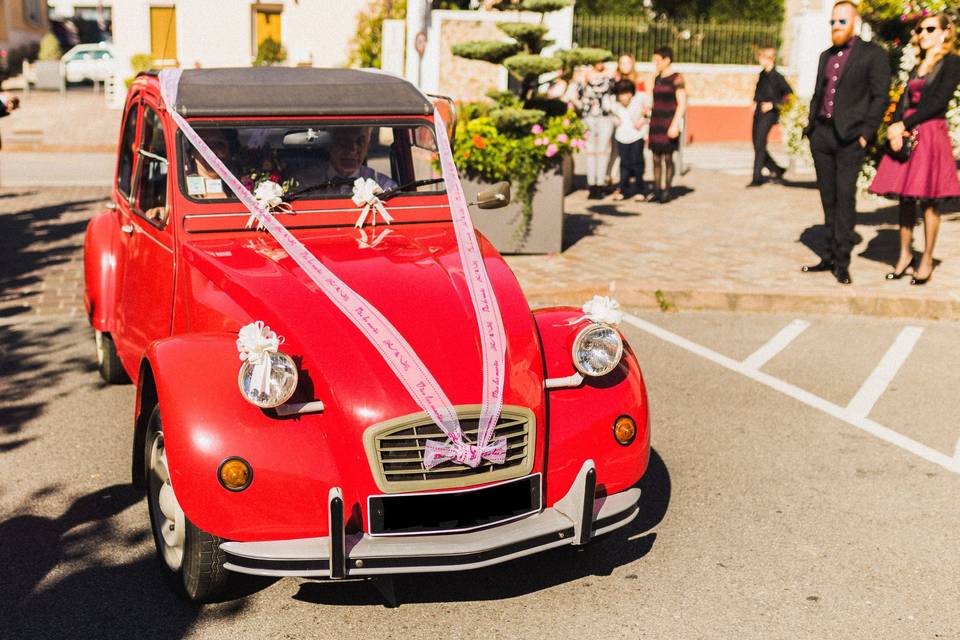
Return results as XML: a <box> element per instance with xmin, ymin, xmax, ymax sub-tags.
<box><xmin>572</xmin><ymin>16</ymin><xmax>783</xmax><ymax>65</ymax></box>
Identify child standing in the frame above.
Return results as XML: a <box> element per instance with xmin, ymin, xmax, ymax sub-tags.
<box><xmin>611</xmin><ymin>79</ymin><xmax>649</xmax><ymax>201</ymax></box>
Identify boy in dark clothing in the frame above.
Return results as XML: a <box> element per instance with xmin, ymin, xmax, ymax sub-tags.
<box><xmin>749</xmin><ymin>47</ymin><xmax>792</xmax><ymax>187</ymax></box>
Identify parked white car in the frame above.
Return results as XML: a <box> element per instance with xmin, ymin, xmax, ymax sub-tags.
<box><xmin>61</xmin><ymin>43</ymin><xmax>115</xmax><ymax>83</ymax></box>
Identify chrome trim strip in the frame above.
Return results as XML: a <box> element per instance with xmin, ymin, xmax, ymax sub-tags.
<box><xmin>183</xmin><ymin>204</ymin><xmax>451</xmax><ymax>220</ymax></box>
<box><xmin>276</xmin><ymin>401</ymin><xmax>325</xmax><ymax>416</ymax></box>
<box><xmin>544</xmin><ymin>372</ymin><xmax>584</xmax><ymax>389</ymax></box>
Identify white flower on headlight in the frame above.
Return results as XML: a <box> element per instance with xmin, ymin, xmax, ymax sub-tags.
<box><xmin>572</xmin><ymin>323</ymin><xmax>624</xmax><ymax>378</ymax></box>
<box><xmin>236</xmin><ymin>321</ymin><xmax>298</xmax><ymax>408</ymax></box>
<box><xmin>581</xmin><ymin>295</ymin><xmax>623</xmax><ymax>326</ymax></box>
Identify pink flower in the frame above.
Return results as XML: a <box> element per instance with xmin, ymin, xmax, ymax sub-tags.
<box><xmin>531</xmin><ymin>124</ymin><xmax>544</xmax><ymax>134</ymax></box>
<box><xmin>541</xmin><ymin>136</ymin><xmax>551</xmax><ymax>145</ymax></box>
<box><xmin>557</xmin><ymin>133</ymin><xmax>568</xmax><ymax>143</ymax></box>
<box><xmin>571</xmin><ymin>138</ymin><xmax>585</xmax><ymax>149</ymax></box>
<box><xmin>562</xmin><ymin>118</ymin><xmax>571</xmax><ymax>127</ymax></box>
<box><xmin>545</xmin><ymin>144</ymin><xmax>558</xmax><ymax>158</ymax></box>
<box><xmin>533</xmin><ymin>137</ymin><xmax>544</xmax><ymax>146</ymax></box>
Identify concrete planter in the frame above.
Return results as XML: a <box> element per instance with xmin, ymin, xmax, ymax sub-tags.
<box><xmin>463</xmin><ymin>162</ymin><xmax>566</xmax><ymax>255</ymax></box>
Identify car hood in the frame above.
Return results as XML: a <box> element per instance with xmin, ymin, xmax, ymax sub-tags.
<box><xmin>179</xmin><ymin>222</ymin><xmax>546</xmax><ymax>430</ymax></box>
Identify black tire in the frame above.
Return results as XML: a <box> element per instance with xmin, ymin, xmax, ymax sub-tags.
<box><xmin>95</xmin><ymin>330</ymin><xmax>129</xmax><ymax>384</ymax></box>
<box><xmin>145</xmin><ymin>406</ymin><xmax>230</xmax><ymax>602</ymax></box>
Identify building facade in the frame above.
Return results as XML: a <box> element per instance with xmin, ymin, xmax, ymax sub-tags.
<box><xmin>0</xmin><ymin>0</ymin><xmax>48</xmax><ymax>51</ymax></box>
<box><xmin>104</xmin><ymin>0</ymin><xmax>367</xmax><ymax>75</ymax></box>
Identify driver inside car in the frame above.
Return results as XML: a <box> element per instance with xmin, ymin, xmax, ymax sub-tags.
<box><xmin>298</xmin><ymin>126</ymin><xmax>398</xmax><ymax>194</ymax></box>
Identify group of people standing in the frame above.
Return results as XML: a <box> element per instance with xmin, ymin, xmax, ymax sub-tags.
<box><xmin>801</xmin><ymin>1</ymin><xmax>960</xmax><ymax>286</ymax></box>
<box><xmin>562</xmin><ymin>48</ymin><xmax>687</xmax><ymax>203</ymax></box>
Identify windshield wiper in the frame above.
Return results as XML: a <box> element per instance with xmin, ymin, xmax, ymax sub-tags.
<box><xmin>286</xmin><ymin>176</ymin><xmax>357</xmax><ymax>200</ymax></box>
<box><xmin>379</xmin><ymin>178</ymin><xmax>446</xmax><ymax>201</ymax></box>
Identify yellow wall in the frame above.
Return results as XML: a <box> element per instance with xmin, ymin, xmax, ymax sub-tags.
<box><xmin>150</xmin><ymin>6</ymin><xmax>178</xmax><ymax>65</ymax></box>
<box><xmin>254</xmin><ymin>4</ymin><xmax>282</xmax><ymax>47</ymax></box>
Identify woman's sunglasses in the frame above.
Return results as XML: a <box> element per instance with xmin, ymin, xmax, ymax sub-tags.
<box><xmin>915</xmin><ymin>25</ymin><xmax>940</xmax><ymax>34</ymax></box>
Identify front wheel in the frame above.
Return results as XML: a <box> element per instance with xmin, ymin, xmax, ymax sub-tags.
<box><xmin>145</xmin><ymin>406</ymin><xmax>229</xmax><ymax>602</ymax></box>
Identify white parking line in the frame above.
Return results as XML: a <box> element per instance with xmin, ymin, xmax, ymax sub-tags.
<box><xmin>622</xmin><ymin>314</ymin><xmax>959</xmax><ymax>474</ymax></box>
<box><xmin>742</xmin><ymin>319</ymin><xmax>811</xmax><ymax>370</ymax></box>
<box><xmin>846</xmin><ymin>326</ymin><xmax>924</xmax><ymax>418</ymax></box>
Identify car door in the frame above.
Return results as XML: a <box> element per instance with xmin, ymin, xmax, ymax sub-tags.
<box><xmin>114</xmin><ymin>98</ymin><xmax>176</xmax><ymax>370</ymax></box>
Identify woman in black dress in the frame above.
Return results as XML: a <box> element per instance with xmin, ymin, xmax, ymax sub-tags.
<box><xmin>647</xmin><ymin>47</ymin><xmax>687</xmax><ymax>203</ymax></box>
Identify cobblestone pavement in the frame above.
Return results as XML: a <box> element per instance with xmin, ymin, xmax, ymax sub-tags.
<box><xmin>0</xmin><ymin>187</ymin><xmax>110</xmax><ymax>319</ymax></box>
<box><xmin>506</xmin><ymin>167</ymin><xmax>960</xmax><ymax>319</ymax></box>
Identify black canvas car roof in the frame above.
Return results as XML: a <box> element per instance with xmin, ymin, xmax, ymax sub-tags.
<box><xmin>167</xmin><ymin>67</ymin><xmax>434</xmax><ymax>117</ymax></box>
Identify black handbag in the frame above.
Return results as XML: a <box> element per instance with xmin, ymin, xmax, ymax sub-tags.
<box><xmin>886</xmin><ymin>132</ymin><xmax>915</xmax><ymax>163</ymax></box>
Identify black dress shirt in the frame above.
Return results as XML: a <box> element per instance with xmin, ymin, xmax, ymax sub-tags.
<box><xmin>754</xmin><ymin>68</ymin><xmax>793</xmax><ymax>107</ymax></box>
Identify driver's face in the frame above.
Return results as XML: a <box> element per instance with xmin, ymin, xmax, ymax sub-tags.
<box><xmin>329</xmin><ymin>127</ymin><xmax>371</xmax><ymax>176</ymax></box>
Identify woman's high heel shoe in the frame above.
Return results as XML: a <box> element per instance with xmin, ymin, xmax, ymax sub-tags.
<box><xmin>910</xmin><ymin>274</ymin><xmax>931</xmax><ymax>286</ymax></box>
<box><xmin>885</xmin><ymin>257</ymin><xmax>915</xmax><ymax>280</ymax></box>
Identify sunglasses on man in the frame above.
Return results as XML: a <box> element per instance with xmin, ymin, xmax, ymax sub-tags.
<box><xmin>914</xmin><ymin>25</ymin><xmax>940</xmax><ymax>34</ymax></box>
<box><xmin>829</xmin><ymin>18</ymin><xmax>848</xmax><ymax>26</ymax></box>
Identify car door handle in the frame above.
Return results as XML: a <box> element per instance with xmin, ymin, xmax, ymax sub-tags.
<box><xmin>120</xmin><ymin>224</ymin><xmax>135</xmax><ymax>236</ymax></box>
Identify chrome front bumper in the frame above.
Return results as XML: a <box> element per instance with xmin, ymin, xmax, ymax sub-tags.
<box><xmin>220</xmin><ymin>460</ymin><xmax>640</xmax><ymax>578</ymax></box>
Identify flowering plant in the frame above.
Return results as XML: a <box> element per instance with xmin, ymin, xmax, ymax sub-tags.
<box><xmin>452</xmin><ymin>104</ymin><xmax>585</xmax><ymax>241</ymax></box>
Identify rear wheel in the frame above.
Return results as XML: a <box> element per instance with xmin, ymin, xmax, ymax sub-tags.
<box><xmin>94</xmin><ymin>329</ymin><xmax>129</xmax><ymax>384</ymax></box>
<box><xmin>145</xmin><ymin>406</ymin><xmax>229</xmax><ymax>602</ymax></box>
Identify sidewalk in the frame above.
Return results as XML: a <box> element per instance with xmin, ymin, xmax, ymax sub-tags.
<box><xmin>505</xmin><ymin>166</ymin><xmax>960</xmax><ymax>320</ymax></box>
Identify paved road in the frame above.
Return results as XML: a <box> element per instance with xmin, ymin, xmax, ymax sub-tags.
<box><xmin>1</xmin><ymin>308</ymin><xmax>957</xmax><ymax>639</ymax></box>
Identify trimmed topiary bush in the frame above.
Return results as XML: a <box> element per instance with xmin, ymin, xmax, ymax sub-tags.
<box><xmin>451</xmin><ymin>40</ymin><xmax>522</xmax><ymax>63</ymax></box>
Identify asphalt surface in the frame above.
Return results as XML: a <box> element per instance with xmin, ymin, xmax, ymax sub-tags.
<box><xmin>1</xmin><ymin>309</ymin><xmax>958</xmax><ymax>639</ymax></box>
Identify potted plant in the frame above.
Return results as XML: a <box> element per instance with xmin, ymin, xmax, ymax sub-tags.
<box><xmin>450</xmin><ymin>0</ymin><xmax>611</xmax><ymax>253</ymax></box>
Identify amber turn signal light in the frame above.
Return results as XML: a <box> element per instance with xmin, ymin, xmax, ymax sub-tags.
<box><xmin>218</xmin><ymin>457</ymin><xmax>252</xmax><ymax>491</ymax></box>
<box><xmin>613</xmin><ymin>415</ymin><xmax>636</xmax><ymax>446</ymax></box>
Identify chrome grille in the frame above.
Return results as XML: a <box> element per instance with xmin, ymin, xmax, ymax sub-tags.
<box><xmin>364</xmin><ymin>406</ymin><xmax>536</xmax><ymax>493</ymax></box>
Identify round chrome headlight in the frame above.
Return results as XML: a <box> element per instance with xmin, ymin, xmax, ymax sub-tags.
<box><xmin>237</xmin><ymin>351</ymin><xmax>299</xmax><ymax>409</ymax></box>
<box><xmin>572</xmin><ymin>323</ymin><xmax>624</xmax><ymax>377</ymax></box>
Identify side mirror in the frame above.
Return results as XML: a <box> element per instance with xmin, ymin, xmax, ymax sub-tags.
<box><xmin>475</xmin><ymin>181</ymin><xmax>511</xmax><ymax>210</ymax></box>
<box><xmin>428</xmin><ymin>94</ymin><xmax>457</xmax><ymax>139</ymax></box>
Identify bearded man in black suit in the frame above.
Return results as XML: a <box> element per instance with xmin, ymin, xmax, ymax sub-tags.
<box><xmin>802</xmin><ymin>0</ymin><xmax>891</xmax><ymax>284</ymax></box>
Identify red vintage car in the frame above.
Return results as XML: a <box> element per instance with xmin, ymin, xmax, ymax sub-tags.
<box><xmin>84</xmin><ymin>67</ymin><xmax>651</xmax><ymax>601</ymax></box>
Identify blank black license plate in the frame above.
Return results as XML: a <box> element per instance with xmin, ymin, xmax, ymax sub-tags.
<box><xmin>368</xmin><ymin>474</ymin><xmax>542</xmax><ymax>536</ymax></box>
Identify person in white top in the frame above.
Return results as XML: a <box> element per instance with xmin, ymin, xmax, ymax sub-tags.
<box><xmin>610</xmin><ymin>79</ymin><xmax>650</xmax><ymax>201</ymax></box>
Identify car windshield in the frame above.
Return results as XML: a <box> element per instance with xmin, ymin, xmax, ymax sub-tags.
<box><xmin>178</xmin><ymin>121</ymin><xmax>443</xmax><ymax>202</ymax></box>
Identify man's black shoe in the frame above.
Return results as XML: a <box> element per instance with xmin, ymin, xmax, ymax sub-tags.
<box><xmin>801</xmin><ymin>260</ymin><xmax>834</xmax><ymax>273</ymax></box>
<box><xmin>833</xmin><ymin>266</ymin><xmax>852</xmax><ymax>285</ymax></box>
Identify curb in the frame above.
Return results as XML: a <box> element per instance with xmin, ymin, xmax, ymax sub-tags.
<box><xmin>520</xmin><ymin>284</ymin><xmax>960</xmax><ymax>320</ymax></box>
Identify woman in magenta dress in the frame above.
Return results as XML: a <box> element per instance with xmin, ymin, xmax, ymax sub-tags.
<box><xmin>869</xmin><ymin>13</ymin><xmax>960</xmax><ymax>285</ymax></box>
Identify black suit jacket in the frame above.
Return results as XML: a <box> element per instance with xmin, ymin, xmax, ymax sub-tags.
<box><xmin>804</xmin><ymin>37</ymin><xmax>891</xmax><ymax>143</ymax></box>
<box><xmin>894</xmin><ymin>54</ymin><xmax>960</xmax><ymax>129</ymax></box>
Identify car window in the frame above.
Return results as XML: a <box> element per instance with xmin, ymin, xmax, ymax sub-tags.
<box><xmin>135</xmin><ymin>105</ymin><xmax>170</xmax><ymax>225</ymax></box>
<box><xmin>178</xmin><ymin>122</ymin><xmax>444</xmax><ymax>202</ymax></box>
<box><xmin>116</xmin><ymin>100</ymin><xmax>140</xmax><ymax>198</ymax></box>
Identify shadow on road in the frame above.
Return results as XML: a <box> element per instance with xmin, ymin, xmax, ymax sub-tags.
<box><xmin>0</xmin><ymin>321</ymin><xmax>98</xmax><ymax>453</ymax></box>
<box><xmin>293</xmin><ymin>448</ymin><xmax>671</xmax><ymax>608</ymax></box>
<box><xmin>0</xmin><ymin>191</ymin><xmax>105</xmax><ymax>318</ymax></box>
<box><xmin>0</xmin><ymin>483</ymin><xmax>228</xmax><ymax>639</ymax></box>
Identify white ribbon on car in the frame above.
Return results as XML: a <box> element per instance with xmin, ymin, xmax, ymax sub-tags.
<box><xmin>236</xmin><ymin>321</ymin><xmax>282</xmax><ymax>396</ymax></box>
<box><xmin>352</xmin><ymin>177</ymin><xmax>394</xmax><ymax>228</ymax></box>
<box><xmin>160</xmin><ymin>69</ymin><xmax>507</xmax><ymax>470</ymax></box>
<box><xmin>568</xmin><ymin>295</ymin><xmax>623</xmax><ymax>326</ymax></box>
<box><xmin>357</xmin><ymin>227</ymin><xmax>392</xmax><ymax>249</ymax></box>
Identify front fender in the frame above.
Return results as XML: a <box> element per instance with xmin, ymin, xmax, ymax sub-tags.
<box><xmin>83</xmin><ymin>210</ymin><xmax>122</xmax><ymax>331</ymax></box>
<box><xmin>145</xmin><ymin>333</ymin><xmax>344</xmax><ymax>541</ymax></box>
<box><xmin>534</xmin><ymin>308</ymin><xmax>651</xmax><ymax>506</ymax></box>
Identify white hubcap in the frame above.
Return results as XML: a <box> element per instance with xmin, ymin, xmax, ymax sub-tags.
<box><xmin>150</xmin><ymin>433</ymin><xmax>185</xmax><ymax>571</ymax></box>
<box><xmin>95</xmin><ymin>330</ymin><xmax>105</xmax><ymax>366</ymax></box>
